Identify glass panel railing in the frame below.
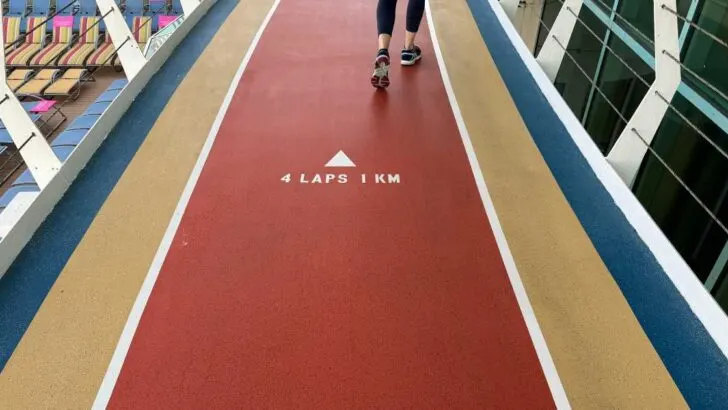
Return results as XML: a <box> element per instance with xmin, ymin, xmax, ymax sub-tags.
<box><xmin>144</xmin><ymin>14</ymin><xmax>186</xmax><ymax>58</ymax></box>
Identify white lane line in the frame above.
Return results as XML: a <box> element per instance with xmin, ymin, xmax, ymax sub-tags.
<box><xmin>425</xmin><ymin>1</ymin><xmax>571</xmax><ymax>408</ymax></box>
<box><xmin>91</xmin><ymin>1</ymin><xmax>281</xmax><ymax>407</ymax></box>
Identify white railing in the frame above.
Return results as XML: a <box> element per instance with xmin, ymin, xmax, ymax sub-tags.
<box><xmin>499</xmin><ymin>0</ymin><xmax>728</xmax><ymax>355</ymax></box>
<box><xmin>144</xmin><ymin>14</ymin><xmax>186</xmax><ymax>57</ymax></box>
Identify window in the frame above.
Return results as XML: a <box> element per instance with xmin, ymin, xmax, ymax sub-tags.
<box><xmin>584</xmin><ymin>34</ymin><xmax>654</xmax><ymax>154</ymax></box>
<box><xmin>553</xmin><ymin>6</ymin><xmax>608</xmax><ymax>120</ymax></box>
<box><xmin>633</xmin><ymin>94</ymin><xmax>728</xmax><ymax>313</ymax></box>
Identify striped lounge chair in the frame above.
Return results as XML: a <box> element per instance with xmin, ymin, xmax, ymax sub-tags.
<box><xmin>44</xmin><ymin>68</ymin><xmax>88</xmax><ymax>97</ymax></box>
<box><xmin>2</xmin><ymin>16</ymin><xmax>21</xmax><ymax>49</ymax></box>
<box><xmin>86</xmin><ymin>33</ymin><xmax>117</xmax><ymax>67</ymax></box>
<box><xmin>15</xmin><ymin>69</ymin><xmax>59</xmax><ymax>95</ymax></box>
<box><xmin>29</xmin><ymin>16</ymin><xmax>74</xmax><ymax>66</ymax></box>
<box><xmin>6</xmin><ymin>17</ymin><xmax>47</xmax><ymax>67</ymax></box>
<box><xmin>6</xmin><ymin>69</ymin><xmax>34</xmax><ymax>91</ymax></box>
<box><xmin>88</xmin><ymin>16</ymin><xmax>151</xmax><ymax>67</ymax></box>
<box><xmin>57</xmin><ymin>17</ymin><xmax>100</xmax><ymax>66</ymax></box>
<box><xmin>132</xmin><ymin>16</ymin><xmax>153</xmax><ymax>51</ymax></box>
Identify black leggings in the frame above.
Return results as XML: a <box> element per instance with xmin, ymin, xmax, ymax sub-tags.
<box><xmin>377</xmin><ymin>0</ymin><xmax>425</xmax><ymax>36</ymax></box>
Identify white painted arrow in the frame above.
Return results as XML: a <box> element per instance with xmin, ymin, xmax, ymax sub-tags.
<box><xmin>325</xmin><ymin>150</ymin><xmax>356</xmax><ymax>168</ymax></box>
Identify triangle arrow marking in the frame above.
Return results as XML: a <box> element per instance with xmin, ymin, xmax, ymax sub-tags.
<box><xmin>325</xmin><ymin>150</ymin><xmax>356</xmax><ymax>168</ymax></box>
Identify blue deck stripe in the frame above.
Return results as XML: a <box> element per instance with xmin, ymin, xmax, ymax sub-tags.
<box><xmin>463</xmin><ymin>0</ymin><xmax>728</xmax><ymax>407</ymax></box>
<box><xmin>0</xmin><ymin>0</ymin><xmax>239</xmax><ymax>370</ymax></box>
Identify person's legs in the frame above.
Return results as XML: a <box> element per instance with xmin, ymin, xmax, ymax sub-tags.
<box><xmin>401</xmin><ymin>0</ymin><xmax>425</xmax><ymax>65</ymax></box>
<box><xmin>377</xmin><ymin>0</ymin><xmax>397</xmax><ymax>51</ymax></box>
<box><xmin>404</xmin><ymin>0</ymin><xmax>425</xmax><ymax>47</ymax></box>
<box><xmin>372</xmin><ymin>0</ymin><xmax>397</xmax><ymax>88</ymax></box>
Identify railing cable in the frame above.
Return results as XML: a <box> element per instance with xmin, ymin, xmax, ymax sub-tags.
<box><xmin>538</xmin><ymin>18</ymin><xmax>728</xmax><ymax>236</ymax></box>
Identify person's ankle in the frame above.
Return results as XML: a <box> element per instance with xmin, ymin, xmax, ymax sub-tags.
<box><xmin>377</xmin><ymin>48</ymin><xmax>389</xmax><ymax>57</ymax></box>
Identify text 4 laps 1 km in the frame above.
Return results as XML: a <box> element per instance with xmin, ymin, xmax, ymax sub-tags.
<box><xmin>280</xmin><ymin>173</ymin><xmax>401</xmax><ymax>184</ymax></box>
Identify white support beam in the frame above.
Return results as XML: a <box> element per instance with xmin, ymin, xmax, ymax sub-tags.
<box><xmin>500</xmin><ymin>0</ymin><xmax>521</xmax><ymax>20</ymax></box>
<box><xmin>606</xmin><ymin>0</ymin><xmax>681</xmax><ymax>186</ymax></box>
<box><xmin>180</xmin><ymin>0</ymin><xmax>200</xmax><ymax>15</ymax></box>
<box><xmin>0</xmin><ymin>9</ymin><xmax>62</xmax><ymax>189</ymax></box>
<box><xmin>536</xmin><ymin>0</ymin><xmax>583</xmax><ymax>81</ymax></box>
<box><xmin>96</xmin><ymin>0</ymin><xmax>147</xmax><ymax>79</ymax></box>
<box><xmin>500</xmin><ymin>0</ymin><xmax>545</xmax><ymax>53</ymax></box>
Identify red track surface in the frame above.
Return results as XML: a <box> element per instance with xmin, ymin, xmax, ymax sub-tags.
<box><xmin>108</xmin><ymin>0</ymin><xmax>554</xmax><ymax>407</ymax></box>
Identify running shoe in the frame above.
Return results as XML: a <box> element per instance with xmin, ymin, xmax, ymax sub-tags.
<box><xmin>401</xmin><ymin>45</ymin><xmax>422</xmax><ymax>66</ymax></box>
<box><xmin>371</xmin><ymin>51</ymin><xmax>391</xmax><ymax>89</ymax></box>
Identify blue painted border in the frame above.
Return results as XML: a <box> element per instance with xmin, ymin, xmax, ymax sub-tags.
<box><xmin>463</xmin><ymin>0</ymin><xmax>728</xmax><ymax>407</ymax></box>
<box><xmin>0</xmin><ymin>0</ymin><xmax>240</xmax><ymax>369</ymax></box>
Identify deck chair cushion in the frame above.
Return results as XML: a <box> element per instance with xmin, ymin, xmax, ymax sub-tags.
<box><xmin>108</xmin><ymin>79</ymin><xmax>128</xmax><ymax>90</ymax></box>
<box><xmin>30</xmin><ymin>0</ymin><xmax>52</xmax><ymax>17</ymax></box>
<box><xmin>43</xmin><ymin>68</ymin><xmax>87</xmax><ymax>96</ymax></box>
<box><xmin>16</xmin><ymin>69</ymin><xmax>58</xmax><ymax>95</ymax></box>
<box><xmin>51</xmin><ymin>129</ymin><xmax>87</xmax><ymax>147</ymax></box>
<box><xmin>0</xmin><ymin>129</ymin><xmax>11</xmax><ymax>144</ymax></box>
<box><xmin>6</xmin><ymin>17</ymin><xmax>47</xmax><ymax>66</ymax></box>
<box><xmin>86</xmin><ymin>34</ymin><xmax>117</xmax><ymax>66</ymax></box>
<box><xmin>6</xmin><ymin>69</ymin><xmax>33</xmax><ymax>90</ymax></box>
<box><xmin>52</xmin><ymin>145</ymin><xmax>75</xmax><ymax>162</ymax></box>
<box><xmin>58</xmin><ymin>17</ymin><xmax>100</xmax><ymax>66</ymax></box>
<box><xmin>2</xmin><ymin>17</ymin><xmax>21</xmax><ymax>47</ymax></box>
<box><xmin>67</xmin><ymin>114</ymin><xmax>100</xmax><ymax>131</ymax></box>
<box><xmin>96</xmin><ymin>88</ymin><xmax>121</xmax><ymax>103</ymax></box>
<box><xmin>8</xmin><ymin>0</ymin><xmax>26</xmax><ymax>16</ymax></box>
<box><xmin>29</xmin><ymin>16</ymin><xmax>73</xmax><ymax>66</ymax></box>
<box><xmin>84</xmin><ymin>101</ymin><xmax>109</xmax><ymax>115</ymax></box>
<box><xmin>133</xmin><ymin>16</ymin><xmax>152</xmax><ymax>44</ymax></box>
<box><xmin>14</xmin><ymin>169</ymin><xmax>35</xmax><ymax>185</ymax></box>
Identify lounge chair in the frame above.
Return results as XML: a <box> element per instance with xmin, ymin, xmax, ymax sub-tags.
<box><xmin>65</xmin><ymin>114</ymin><xmax>100</xmax><ymax>131</ymax></box>
<box><xmin>6</xmin><ymin>17</ymin><xmax>47</xmax><ymax>67</ymax></box>
<box><xmin>84</xmin><ymin>101</ymin><xmax>110</xmax><ymax>115</ymax></box>
<box><xmin>57</xmin><ymin>17</ymin><xmax>101</xmax><ymax>67</ymax></box>
<box><xmin>44</xmin><ymin>68</ymin><xmax>88</xmax><ymax>97</ymax></box>
<box><xmin>172</xmin><ymin>0</ymin><xmax>183</xmax><ymax>14</ymax></box>
<box><xmin>107</xmin><ymin>79</ymin><xmax>128</xmax><ymax>91</ymax></box>
<box><xmin>2</xmin><ymin>16</ymin><xmax>21</xmax><ymax>50</ymax></box>
<box><xmin>86</xmin><ymin>34</ymin><xmax>119</xmax><ymax>67</ymax></box>
<box><xmin>29</xmin><ymin>16</ymin><xmax>74</xmax><ymax>67</ymax></box>
<box><xmin>87</xmin><ymin>15</ymin><xmax>150</xmax><ymax>68</ymax></box>
<box><xmin>95</xmin><ymin>88</ymin><xmax>122</xmax><ymax>103</ymax></box>
<box><xmin>15</xmin><ymin>69</ymin><xmax>60</xmax><ymax>95</ymax></box>
<box><xmin>132</xmin><ymin>16</ymin><xmax>153</xmax><ymax>51</ymax></box>
<box><xmin>28</xmin><ymin>0</ymin><xmax>52</xmax><ymax>17</ymax></box>
<box><xmin>6</xmin><ymin>69</ymin><xmax>33</xmax><ymax>91</ymax></box>
<box><xmin>27</xmin><ymin>0</ymin><xmax>53</xmax><ymax>33</ymax></box>
<box><xmin>51</xmin><ymin>129</ymin><xmax>87</xmax><ymax>147</ymax></box>
<box><xmin>6</xmin><ymin>0</ymin><xmax>27</xmax><ymax>17</ymax></box>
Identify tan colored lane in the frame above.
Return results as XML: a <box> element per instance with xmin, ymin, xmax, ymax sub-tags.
<box><xmin>0</xmin><ymin>0</ymin><xmax>274</xmax><ymax>407</ymax></box>
<box><xmin>429</xmin><ymin>0</ymin><xmax>688</xmax><ymax>408</ymax></box>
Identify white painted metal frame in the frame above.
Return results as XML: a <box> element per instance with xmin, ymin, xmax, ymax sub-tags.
<box><xmin>500</xmin><ymin>0</ymin><xmax>522</xmax><ymax>20</ymax></box>
<box><xmin>180</xmin><ymin>0</ymin><xmax>201</xmax><ymax>16</ymax></box>
<box><xmin>493</xmin><ymin>0</ymin><xmax>728</xmax><ymax>358</ymax></box>
<box><xmin>96</xmin><ymin>0</ymin><xmax>147</xmax><ymax>79</ymax></box>
<box><xmin>527</xmin><ymin>0</ymin><xmax>684</xmax><ymax>185</ymax></box>
<box><xmin>0</xmin><ymin>9</ymin><xmax>62</xmax><ymax>189</ymax></box>
<box><xmin>606</xmin><ymin>0</ymin><xmax>681</xmax><ymax>186</ymax></box>
<box><xmin>535</xmin><ymin>0</ymin><xmax>584</xmax><ymax>81</ymax></box>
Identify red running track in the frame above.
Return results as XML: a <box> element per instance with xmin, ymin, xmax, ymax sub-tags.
<box><xmin>108</xmin><ymin>0</ymin><xmax>555</xmax><ymax>408</ymax></box>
